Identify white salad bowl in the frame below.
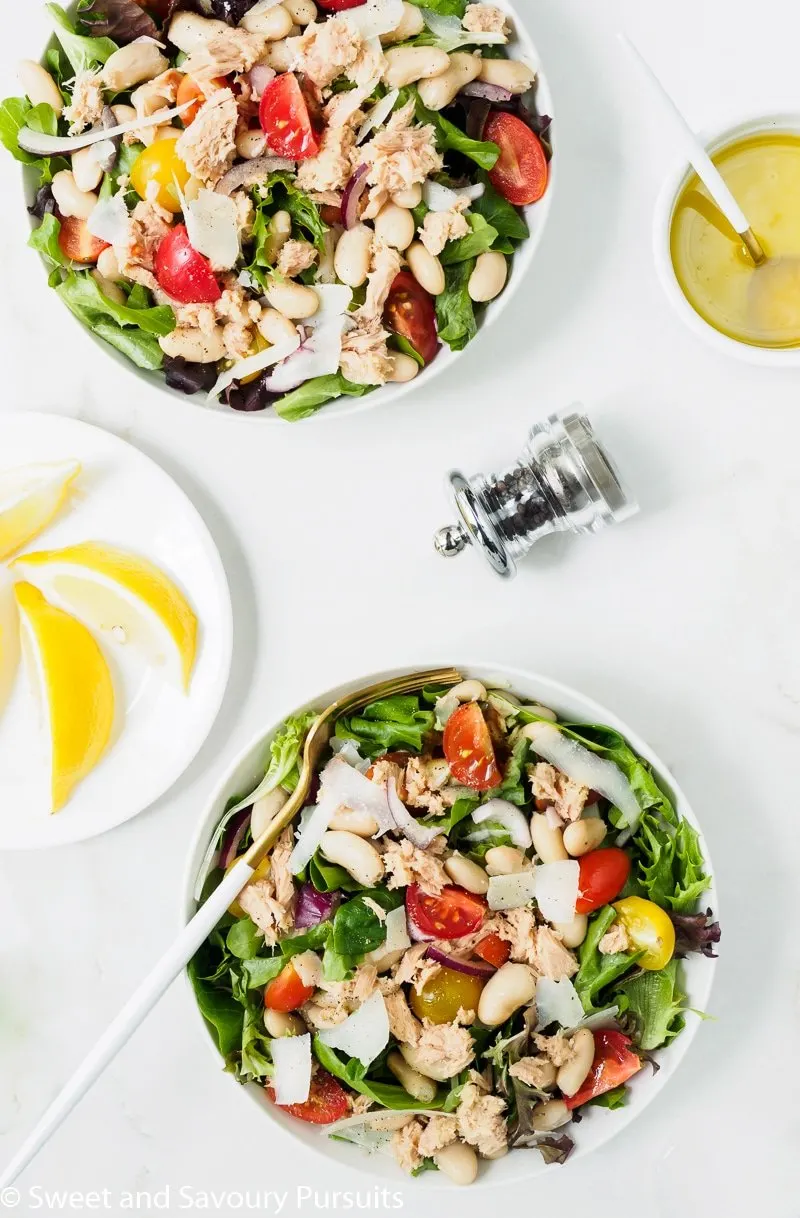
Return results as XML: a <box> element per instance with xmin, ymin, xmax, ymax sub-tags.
<box><xmin>23</xmin><ymin>0</ymin><xmax>555</xmax><ymax>422</ymax></box>
<box><xmin>180</xmin><ymin>662</ymin><xmax>718</xmax><ymax>1187</ymax></box>
<box><xmin>653</xmin><ymin>109</ymin><xmax>800</xmax><ymax>366</ymax></box>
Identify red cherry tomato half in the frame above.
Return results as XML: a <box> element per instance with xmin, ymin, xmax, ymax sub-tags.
<box><xmin>317</xmin><ymin>0</ymin><xmax>368</xmax><ymax>10</ymax></box>
<box><xmin>263</xmin><ymin>962</ymin><xmax>315</xmax><ymax>1012</ymax></box>
<box><xmin>177</xmin><ymin>73</ymin><xmax>229</xmax><ymax>125</ymax></box>
<box><xmin>383</xmin><ymin>270</ymin><xmax>438</xmax><ymax>365</ymax></box>
<box><xmin>154</xmin><ymin>224</ymin><xmax>221</xmax><ymax>304</ymax></box>
<box><xmin>484</xmin><ymin>112</ymin><xmax>548</xmax><ymax>207</ymax></box>
<box><xmin>267</xmin><ymin>1068</ymin><xmax>350</xmax><ymax>1124</ymax></box>
<box><xmin>57</xmin><ymin>215</ymin><xmax>108</xmax><ymax>264</ymax></box>
<box><xmin>259</xmin><ymin>72</ymin><xmax>322</xmax><ymax>160</ymax></box>
<box><xmin>575</xmin><ymin>848</ymin><xmax>631</xmax><ymax>915</ymax></box>
<box><xmin>406</xmin><ymin>884</ymin><xmax>487</xmax><ymax>941</ymax></box>
<box><xmin>565</xmin><ymin>1029</ymin><xmax>642</xmax><ymax>1109</ymax></box>
<box><xmin>443</xmin><ymin>702</ymin><xmax>503</xmax><ymax>791</ymax></box>
<box><xmin>474</xmin><ymin>932</ymin><xmax>511</xmax><ymax>969</ymax></box>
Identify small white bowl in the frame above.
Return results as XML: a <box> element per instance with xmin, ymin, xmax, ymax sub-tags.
<box><xmin>180</xmin><ymin>662</ymin><xmax>718</xmax><ymax>1188</ymax></box>
<box><xmin>24</xmin><ymin>1</ymin><xmax>556</xmax><ymax>421</ymax></box>
<box><xmin>653</xmin><ymin>110</ymin><xmax>800</xmax><ymax>366</ymax></box>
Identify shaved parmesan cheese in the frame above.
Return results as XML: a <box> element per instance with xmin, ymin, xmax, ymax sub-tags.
<box><xmin>421</xmin><ymin>8</ymin><xmax>506</xmax><ymax>47</ymax></box>
<box><xmin>288</xmin><ymin>757</ymin><xmax>394</xmax><ymax>875</ymax></box>
<box><xmin>292</xmin><ymin>950</ymin><xmax>324</xmax><ymax>989</ymax></box>
<box><xmin>535</xmin><ymin>978</ymin><xmax>584</xmax><ymax>1030</ymax></box>
<box><xmin>90</xmin><ymin>139</ymin><xmax>116</xmax><ymax>168</ymax></box>
<box><xmin>263</xmin><ymin>321</ymin><xmax>343</xmax><ymax>393</ymax></box>
<box><xmin>207</xmin><ymin>333</ymin><xmax>301</xmax><ymax>401</ymax></box>
<box><xmin>330</xmin><ymin>736</ymin><xmax>370</xmax><ymax>773</ymax></box>
<box><xmin>572</xmin><ymin>1004</ymin><xmax>619</xmax><ymax>1032</ymax></box>
<box><xmin>270</xmin><ymin>1033</ymin><xmax>312</xmax><ymax>1104</ymax></box>
<box><xmin>386</xmin><ymin>777</ymin><xmax>443</xmax><ymax>849</ymax></box>
<box><xmin>183</xmin><ymin>188</ymin><xmax>240</xmax><ymax>271</ymax></box>
<box><xmin>324</xmin><ymin>1107</ymin><xmax>424</xmax><ymax>1148</ymax></box>
<box><xmin>356</xmin><ymin>88</ymin><xmax>399</xmax><ymax>145</ymax></box>
<box><xmin>472</xmin><ymin>798</ymin><xmax>532</xmax><ymax>848</ymax></box>
<box><xmin>370</xmin><ymin>905</ymin><xmax>410</xmax><ymax>963</ymax></box>
<box><xmin>317</xmin><ymin>992</ymin><xmax>390</xmax><ymax>1067</ymax></box>
<box><xmin>525</xmin><ymin>721</ymin><xmax>642</xmax><ymax>830</ymax></box>
<box><xmin>534</xmin><ymin>860</ymin><xmax>579</xmax><ymax>923</ymax></box>
<box><xmin>343</xmin><ymin>0</ymin><xmax>404</xmax><ymax>39</ymax></box>
<box><xmin>362</xmin><ymin>896</ymin><xmax>388</xmax><ymax>923</ymax></box>
<box><xmin>487</xmin><ymin>869</ymin><xmax>537</xmax><ymax>911</ymax></box>
<box><xmin>17</xmin><ymin>101</ymin><xmax>192</xmax><ymax>156</ymax></box>
<box><xmin>308</xmin><ymin>284</ymin><xmax>353</xmax><ymax>328</ymax></box>
<box><xmin>87</xmin><ymin>192</ymin><xmax>129</xmax><ymax>247</ymax></box>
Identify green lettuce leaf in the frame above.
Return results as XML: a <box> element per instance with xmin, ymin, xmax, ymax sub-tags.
<box><xmin>332</xmin><ymin>890</ymin><xmax>401</xmax><ymax>964</ymax></box>
<box><xmin>239</xmin><ymin>1003</ymin><xmax>274</xmax><ymax>1081</ymax></box>
<box><xmin>406</xmin><ymin>0</ymin><xmax>467</xmax><ymax>14</ymax></box>
<box><xmin>408</xmin><ymin>88</ymin><xmax>499</xmax><ymax>169</ymax></box>
<box><xmin>56</xmin><ymin>272</ymin><xmax>176</xmax><ymax>335</ymax></box>
<box><xmin>436</xmin><ymin>258</ymin><xmax>477</xmax><ymax>350</ymax></box>
<box><xmin>0</xmin><ymin>98</ymin><xmax>65</xmax><ymax>181</ymax></box>
<box><xmin>273</xmin><ymin>374</ymin><xmax>372</xmax><ymax>422</ymax></box>
<box><xmin>335</xmin><ymin>692</ymin><xmax>435</xmax><ymax>756</ymax></box>
<box><xmin>226</xmin><ymin>917</ymin><xmax>263</xmax><ymax>961</ymax></box>
<box><xmin>89</xmin><ymin>321</ymin><xmax>164</xmax><ymax>369</ymax></box>
<box><xmin>574</xmin><ymin>905</ymin><xmax>639</xmax><ymax>1013</ymax></box>
<box><xmin>187</xmin><ymin>955</ymin><xmax>244</xmax><ymax>1058</ymax></box>
<box><xmin>440</xmin><ymin>214</ymin><xmax>500</xmax><ymax>265</ymax></box>
<box><xmin>472</xmin><ymin>174</ymin><xmax>529</xmax><ymax>245</ymax></box>
<box><xmin>616</xmin><ymin>959</ymin><xmax>688</xmax><ymax>1051</ymax></box>
<box><xmin>388</xmin><ymin>333</ymin><xmax>424</xmax><ymax>366</ymax></box>
<box><xmin>313</xmin><ymin>1040</ymin><xmax>444</xmax><ymax>1110</ymax></box>
<box><xmin>47</xmin><ymin>3</ymin><xmax>118</xmax><ymax>72</ymax></box>
<box><xmin>492</xmin><ymin>733</ymin><xmax>530</xmax><ymax>806</ymax></box>
<box><xmin>588</xmin><ymin>1084</ymin><xmax>628</xmax><ymax>1110</ymax></box>
<box><xmin>28</xmin><ymin>214</ymin><xmax>69</xmax><ymax>266</ymax></box>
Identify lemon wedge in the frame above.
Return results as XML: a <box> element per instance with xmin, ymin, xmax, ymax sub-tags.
<box><xmin>13</xmin><ymin>541</ymin><xmax>198</xmax><ymax>691</ymax></box>
<box><xmin>15</xmin><ymin>582</ymin><xmax>115</xmax><ymax>813</ymax></box>
<box><xmin>0</xmin><ymin>460</ymin><xmax>81</xmax><ymax>561</ymax></box>
<box><xmin>0</xmin><ymin>575</ymin><xmax>19</xmax><ymax>717</ymax></box>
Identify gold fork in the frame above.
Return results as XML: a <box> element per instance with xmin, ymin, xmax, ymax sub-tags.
<box><xmin>243</xmin><ymin>666</ymin><xmax>463</xmax><ymax>869</ymax></box>
<box><xmin>0</xmin><ymin>666</ymin><xmax>462</xmax><ymax>1190</ymax></box>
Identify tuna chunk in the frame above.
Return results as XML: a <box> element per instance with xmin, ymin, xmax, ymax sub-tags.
<box><xmin>533</xmin><ymin>925</ymin><xmax>579</xmax><ymax>980</ymax></box>
<box><xmin>463</xmin><ymin>3</ymin><xmax>510</xmax><ymax>34</ymax></box>
<box><xmin>530</xmin><ymin>762</ymin><xmax>589</xmax><ymax>823</ymax></box>
<box><xmin>237</xmin><ymin>826</ymin><xmax>296</xmax><ymax>946</ymax></box>
<box><xmin>456</xmin><ymin>1083</ymin><xmax>507</xmax><ymax>1159</ymax></box>
<box><xmin>418</xmin><ymin>202</ymin><xmax>470</xmax><ymax>257</ymax></box>
<box><xmin>383</xmin><ymin>837</ymin><xmax>448</xmax><ymax>896</ymax></box>
<box><xmin>176</xmin><ymin>89</ymin><xmax>239</xmax><ymax>184</ymax></box>
<box><xmin>182</xmin><ymin>27</ymin><xmax>266</xmax><ymax>80</ymax></box>
<box><xmin>289</xmin><ymin>18</ymin><xmax>362</xmax><ymax>88</ymax></box>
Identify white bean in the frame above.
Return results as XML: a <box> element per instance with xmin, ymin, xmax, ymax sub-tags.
<box><xmin>370</xmin><ymin>945</ymin><xmax>406</xmax><ymax>973</ymax></box>
<box><xmin>417</xmin><ymin>52</ymin><xmax>481</xmax><ymax>111</ymax></box>
<box><xmin>398</xmin><ymin>1043</ymin><xmax>454</xmax><ymax>1082</ymax></box>
<box><xmin>265</xmin><ymin>278</ymin><xmax>319</xmax><ymax>319</ymax></box>
<box><xmin>111</xmin><ymin>104</ymin><xmax>137</xmax><ymax>125</ymax></box>
<box><xmin>283</xmin><ymin>0</ymin><xmax>317</xmax><ymax>24</ymax></box>
<box><xmin>552</xmin><ymin>913</ymin><xmax>588</xmax><ymax>948</ymax></box>
<box><xmin>260</xmin><ymin>39</ymin><xmax>296</xmax><ymax>72</ymax></box>
<box><xmin>102</xmin><ymin>42</ymin><xmax>168</xmax><ymax>92</ymax></box>
<box><xmin>257</xmin><ymin>307</ymin><xmax>299</xmax><ymax>346</ymax></box>
<box><xmin>327</xmin><ymin>807</ymin><xmax>379</xmax><ymax>837</ymax></box>
<box><xmin>522</xmin><ymin>704</ymin><xmax>558</xmax><ymax>722</ymax></box>
<box><xmin>478</xmin><ymin>58</ymin><xmax>536</xmax><ymax>95</ymax></box>
<box><xmin>366</xmin><ymin>1112</ymin><xmax>416</xmax><ymax>1132</ymax></box>
<box><xmin>531</xmin><ymin>1099</ymin><xmax>571</xmax><ymax>1132</ymax></box>
<box><xmin>531</xmin><ymin>812</ymin><xmax>568</xmax><ymax>863</ymax></box>
<box><xmin>478</xmin><ymin>962</ymin><xmax>537</xmax><ymax>1027</ymax></box>
<box><xmin>380</xmin><ymin>1</ymin><xmax>425</xmax><ymax>44</ymax></box>
<box><xmin>264</xmin><ymin>1009</ymin><xmax>305</xmax><ymax>1037</ymax></box>
<box><xmin>333</xmin><ymin>224</ymin><xmax>373</xmax><ymax>288</ymax></box>
<box><xmin>383</xmin><ymin>46</ymin><xmax>450</xmax><ymax>89</ymax></box>
<box><xmin>17</xmin><ymin>60</ymin><xmax>63</xmax><ymax>115</ymax></box>
<box><xmin>391</xmin><ymin>184</ymin><xmax>422</xmax><ymax>208</ymax></box>
<box><xmin>250</xmin><ymin>788</ymin><xmax>290</xmax><ymax>840</ymax></box>
<box><xmin>236</xmin><ymin>128</ymin><xmax>268</xmax><ymax>159</ymax></box>
<box><xmin>387</xmin><ymin>1051</ymin><xmax>437</xmax><ymax>1103</ymax></box>
<box><xmin>434</xmin><ymin>1142</ymin><xmax>478</xmax><ymax>1185</ymax></box>
<box><xmin>374</xmin><ymin>202</ymin><xmax>415</xmax><ymax>251</ymax></box>
<box><xmin>468</xmin><ymin>251</ymin><xmax>508</xmax><ymax>303</ymax></box>
<box><xmin>320</xmin><ymin>830</ymin><xmax>384</xmax><ymax>887</ymax></box>
<box><xmin>386</xmin><ymin>352</ymin><xmax>419</xmax><ymax>383</ymax></box>
<box><xmin>450</xmin><ymin>679</ymin><xmax>486</xmax><ymax>702</ymax></box>
<box><xmin>96</xmin><ymin>247</ymin><xmax>122</xmax><ymax>282</ymax></box>
<box><xmin>563</xmin><ymin>818</ymin><xmax>607</xmax><ymax>857</ymax></box>
<box><xmin>91</xmin><ymin>270</ymin><xmax>126</xmax><ymax>305</ymax></box>
<box><xmin>484</xmin><ymin>845</ymin><xmax>528</xmax><ymax>876</ymax></box>
<box><xmin>242</xmin><ymin>3</ymin><xmax>293</xmax><ymax>38</ymax></box>
<box><xmin>444</xmin><ymin>853</ymin><xmax>489</xmax><ymax>895</ymax></box>
<box><xmin>51</xmin><ymin>170</ymin><xmax>98</xmax><ymax>220</ymax></box>
<box><xmin>260</xmin><ymin>209</ymin><xmax>292</xmax><ymax>265</ymax></box>
<box><xmin>71</xmin><ymin>145</ymin><xmax>103</xmax><ymax>194</ymax></box>
<box><xmin>406</xmin><ymin>241</ymin><xmax>445</xmax><ymax>295</ymax></box>
<box><xmin>556</xmin><ymin>1028</ymin><xmax>595</xmax><ymax>1097</ymax></box>
<box><xmin>159</xmin><ymin>326</ymin><xmax>226</xmax><ymax>363</ymax></box>
<box><xmin>167</xmin><ymin>12</ymin><xmax>228</xmax><ymax>52</ymax></box>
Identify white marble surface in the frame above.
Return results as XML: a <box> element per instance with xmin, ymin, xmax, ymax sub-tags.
<box><xmin>0</xmin><ymin>0</ymin><xmax>799</xmax><ymax>1213</ymax></box>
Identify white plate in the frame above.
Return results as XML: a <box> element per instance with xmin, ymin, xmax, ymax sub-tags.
<box><xmin>0</xmin><ymin>412</ymin><xmax>233</xmax><ymax>849</ymax></box>
<box><xmin>181</xmin><ymin>662</ymin><xmax>718</xmax><ymax>1188</ymax></box>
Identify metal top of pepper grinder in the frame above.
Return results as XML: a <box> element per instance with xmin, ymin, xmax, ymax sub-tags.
<box><xmin>434</xmin><ymin>411</ymin><xmax>638</xmax><ymax>579</ymax></box>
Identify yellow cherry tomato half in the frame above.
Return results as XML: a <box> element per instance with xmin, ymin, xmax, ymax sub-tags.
<box><xmin>239</xmin><ymin>331</ymin><xmax>269</xmax><ymax>384</ymax></box>
<box><xmin>613</xmin><ymin>896</ymin><xmax>676</xmax><ymax>971</ymax></box>
<box><xmin>130</xmin><ymin>132</ymin><xmax>191</xmax><ymax>213</ymax></box>
<box><xmin>409</xmin><ymin>964</ymin><xmax>486</xmax><ymax>1025</ymax></box>
<box><xmin>227</xmin><ymin>854</ymin><xmax>270</xmax><ymax>918</ymax></box>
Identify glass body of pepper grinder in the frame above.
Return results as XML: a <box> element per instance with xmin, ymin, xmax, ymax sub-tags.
<box><xmin>434</xmin><ymin>409</ymin><xmax>638</xmax><ymax>578</ymax></box>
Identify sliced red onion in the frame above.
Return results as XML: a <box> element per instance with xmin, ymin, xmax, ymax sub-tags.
<box><xmin>426</xmin><ymin>945</ymin><xmax>495</xmax><ymax>978</ymax></box>
<box><xmin>472</xmin><ymin>798</ymin><xmax>532</xmax><ymax>849</ymax></box>
<box><xmin>387</xmin><ymin>777</ymin><xmax>443</xmax><ymax>849</ymax></box>
<box><xmin>465</xmin><ymin>97</ymin><xmax>491</xmax><ymax>141</ymax></box>
<box><xmin>460</xmin><ymin>81</ymin><xmax>514</xmax><ymax>103</ymax></box>
<box><xmin>248</xmin><ymin>63</ymin><xmax>276</xmax><ymax>98</ymax></box>
<box><xmin>341</xmin><ymin>164</ymin><xmax>368</xmax><ymax>230</ymax></box>
<box><xmin>219</xmin><ymin>808</ymin><xmax>252</xmax><ymax>870</ymax></box>
<box><xmin>215</xmin><ymin>155</ymin><xmax>295</xmax><ymax>196</ymax></box>
<box><xmin>295</xmin><ymin>882</ymin><xmax>340</xmax><ymax>928</ymax></box>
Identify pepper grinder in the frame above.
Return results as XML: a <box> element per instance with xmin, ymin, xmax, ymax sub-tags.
<box><xmin>434</xmin><ymin>410</ymin><xmax>638</xmax><ymax>579</ymax></box>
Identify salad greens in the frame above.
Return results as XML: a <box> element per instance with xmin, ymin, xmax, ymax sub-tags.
<box><xmin>189</xmin><ymin>675</ymin><xmax>719</xmax><ymax>1183</ymax></box>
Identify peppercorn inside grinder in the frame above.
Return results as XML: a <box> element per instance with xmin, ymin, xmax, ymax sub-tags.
<box><xmin>434</xmin><ymin>410</ymin><xmax>638</xmax><ymax>578</ymax></box>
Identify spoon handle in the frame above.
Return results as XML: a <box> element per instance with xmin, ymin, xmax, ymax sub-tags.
<box><xmin>0</xmin><ymin>857</ymin><xmax>254</xmax><ymax>1189</ymax></box>
<box><xmin>619</xmin><ymin>32</ymin><xmax>751</xmax><ymax>236</ymax></box>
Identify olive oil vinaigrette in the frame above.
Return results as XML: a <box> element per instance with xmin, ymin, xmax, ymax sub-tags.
<box><xmin>670</xmin><ymin>131</ymin><xmax>800</xmax><ymax>347</ymax></box>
